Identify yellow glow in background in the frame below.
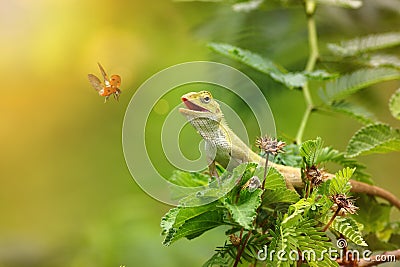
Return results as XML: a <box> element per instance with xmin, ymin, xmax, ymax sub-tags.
<box><xmin>0</xmin><ymin>0</ymin><xmax>399</xmax><ymax>266</ymax></box>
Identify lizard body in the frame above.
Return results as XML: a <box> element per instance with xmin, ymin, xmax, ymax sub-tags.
<box><xmin>178</xmin><ymin>91</ymin><xmax>400</xmax><ymax>210</ymax></box>
<box><xmin>179</xmin><ymin>91</ymin><xmax>302</xmax><ymax>187</ymax></box>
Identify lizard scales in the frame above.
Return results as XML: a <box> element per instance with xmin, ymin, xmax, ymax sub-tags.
<box><xmin>179</xmin><ymin>90</ymin><xmax>302</xmax><ymax>188</ymax></box>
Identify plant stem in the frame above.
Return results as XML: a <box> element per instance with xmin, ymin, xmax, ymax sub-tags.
<box><xmin>261</xmin><ymin>153</ymin><xmax>270</xmax><ymax>189</ymax></box>
<box><xmin>305</xmin><ymin>0</ymin><xmax>319</xmax><ymax>72</ymax></box>
<box><xmin>295</xmin><ymin>0</ymin><xmax>319</xmax><ymax>144</ymax></box>
<box><xmin>322</xmin><ymin>207</ymin><xmax>341</xmax><ymax>232</ymax></box>
<box><xmin>295</xmin><ymin>99</ymin><xmax>313</xmax><ymax>145</ymax></box>
<box><xmin>233</xmin><ymin>231</ymin><xmax>252</xmax><ymax>267</ymax></box>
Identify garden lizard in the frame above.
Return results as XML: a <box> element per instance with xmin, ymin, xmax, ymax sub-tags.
<box><xmin>179</xmin><ymin>90</ymin><xmax>302</xmax><ymax>188</ymax></box>
<box><xmin>178</xmin><ymin>91</ymin><xmax>400</xmax><ymax>210</ymax></box>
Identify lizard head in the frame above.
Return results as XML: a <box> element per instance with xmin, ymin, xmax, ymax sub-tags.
<box><xmin>179</xmin><ymin>91</ymin><xmax>222</xmax><ymax>122</ymax></box>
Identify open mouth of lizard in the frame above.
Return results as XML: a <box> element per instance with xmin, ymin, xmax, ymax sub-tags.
<box><xmin>181</xmin><ymin>97</ymin><xmax>210</xmax><ymax>112</ymax></box>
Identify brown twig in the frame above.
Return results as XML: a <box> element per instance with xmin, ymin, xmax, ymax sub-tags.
<box><xmin>272</xmin><ymin>164</ymin><xmax>400</xmax><ymax>211</ymax></box>
<box><xmin>350</xmin><ymin>180</ymin><xmax>400</xmax><ymax>210</ymax></box>
<box><xmin>322</xmin><ymin>207</ymin><xmax>341</xmax><ymax>232</ymax></box>
<box><xmin>233</xmin><ymin>230</ymin><xmax>252</xmax><ymax>267</ymax></box>
<box><xmin>261</xmin><ymin>153</ymin><xmax>269</xmax><ymax>189</ymax></box>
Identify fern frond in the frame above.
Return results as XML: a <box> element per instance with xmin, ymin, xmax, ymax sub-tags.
<box><xmin>389</xmin><ymin>88</ymin><xmax>400</xmax><ymax>120</ymax></box>
<box><xmin>325</xmin><ymin>100</ymin><xmax>375</xmax><ymax>125</ymax></box>
<box><xmin>208</xmin><ymin>42</ymin><xmax>306</xmax><ymax>88</ymax></box>
<box><xmin>319</xmin><ymin>68</ymin><xmax>400</xmax><ymax>103</ymax></box>
<box><xmin>232</xmin><ymin>0</ymin><xmax>264</xmax><ymax>12</ymax></box>
<box><xmin>299</xmin><ymin>137</ymin><xmax>324</xmax><ymax>167</ymax></box>
<box><xmin>320</xmin><ymin>214</ymin><xmax>367</xmax><ymax>246</ymax></box>
<box><xmin>317</xmin><ymin>0</ymin><xmax>362</xmax><ymax>9</ymax></box>
<box><xmin>346</xmin><ymin>123</ymin><xmax>400</xmax><ymax>157</ymax></box>
<box><xmin>328</xmin><ymin>32</ymin><xmax>400</xmax><ymax>56</ymax></box>
<box><xmin>367</xmin><ymin>54</ymin><xmax>400</xmax><ymax>69</ymax></box>
<box><xmin>329</xmin><ymin>167</ymin><xmax>355</xmax><ymax>195</ymax></box>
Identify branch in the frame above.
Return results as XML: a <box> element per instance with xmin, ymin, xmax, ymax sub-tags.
<box><xmin>270</xmin><ymin>163</ymin><xmax>400</xmax><ymax>210</ymax></box>
<box><xmin>233</xmin><ymin>230</ymin><xmax>251</xmax><ymax>267</ymax></box>
<box><xmin>357</xmin><ymin>249</ymin><xmax>400</xmax><ymax>266</ymax></box>
<box><xmin>350</xmin><ymin>180</ymin><xmax>400</xmax><ymax>210</ymax></box>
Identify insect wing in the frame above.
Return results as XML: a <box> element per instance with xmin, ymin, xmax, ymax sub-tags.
<box><xmin>97</xmin><ymin>62</ymin><xmax>109</xmax><ymax>83</ymax></box>
<box><xmin>88</xmin><ymin>74</ymin><xmax>103</xmax><ymax>92</ymax></box>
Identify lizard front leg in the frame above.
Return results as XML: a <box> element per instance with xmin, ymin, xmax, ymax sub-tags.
<box><xmin>208</xmin><ymin>160</ymin><xmax>219</xmax><ymax>179</ymax></box>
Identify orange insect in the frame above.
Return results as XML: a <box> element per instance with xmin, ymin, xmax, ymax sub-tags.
<box><xmin>88</xmin><ymin>63</ymin><xmax>121</xmax><ymax>102</ymax></box>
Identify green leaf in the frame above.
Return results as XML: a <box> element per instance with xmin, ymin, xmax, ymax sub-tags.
<box><xmin>319</xmin><ymin>68</ymin><xmax>400</xmax><ymax>103</ymax></box>
<box><xmin>166</xmin><ymin>170</ymin><xmax>211</xmax><ymax>201</ymax></box>
<box><xmin>263</xmin><ymin>187</ymin><xmax>300</xmax><ymax>205</ymax></box>
<box><xmin>317</xmin><ymin>0</ymin><xmax>362</xmax><ymax>9</ymax></box>
<box><xmin>162</xmin><ymin>202</ymin><xmax>217</xmax><ymax>233</ymax></box>
<box><xmin>268</xmin><ymin>219</ymin><xmax>337</xmax><ymax>267</ymax></box>
<box><xmin>328</xmin><ymin>32</ymin><xmax>400</xmax><ymax>56</ymax></box>
<box><xmin>202</xmin><ymin>252</ymin><xmax>230</xmax><ymax>267</ymax></box>
<box><xmin>329</xmin><ymin>167</ymin><xmax>355</xmax><ymax>195</ymax></box>
<box><xmin>296</xmin><ymin>220</ymin><xmax>338</xmax><ymax>267</ymax></box>
<box><xmin>299</xmin><ymin>138</ymin><xmax>370</xmax><ymax>182</ymax></box>
<box><xmin>315</xmin><ymin>146</ymin><xmax>371</xmax><ymax>183</ymax></box>
<box><xmin>364</xmin><ymin>233</ymin><xmax>400</xmax><ymax>251</ymax></box>
<box><xmin>366</xmin><ymin>54</ymin><xmax>400</xmax><ymax>69</ymax></box>
<box><xmin>232</xmin><ymin>0</ymin><xmax>264</xmax><ymax>12</ymax></box>
<box><xmin>161</xmin><ymin>202</ymin><xmax>225</xmax><ymax>245</ymax></box>
<box><xmin>177</xmin><ymin>165</ymin><xmax>244</xmax><ymax>206</ymax></box>
<box><xmin>273</xmin><ymin>143</ymin><xmax>303</xmax><ymax>168</ymax></box>
<box><xmin>169</xmin><ymin>170</ymin><xmax>209</xmax><ymax>187</ymax></box>
<box><xmin>346</xmin><ymin>123</ymin><xmax>400</xmax><ymax>157</ymax></box>
<box><xmin>282</xmin><ymin>198</ymin><xmax>313</xmax><ymax>226</ymax></box>
<box><xmin>257</xmin><ymin>167</ymin><xmax>287</xmax><ymax>190</ymax></box>
<box><xmin>389</xmin><ymin>88</ymin><xmax>400</xmax><ymax>120</ymax></box>
<box><xmin>161</xmin><ymin>207</ymin><xmax>180</xmax><ymax>235</ymax></box>
<box><xmin>208</xmin><ymin>42</ymin><xmax>306</xmax><ymax>88</ymax></box>
<box><xmin>355</xmin><ymin>195</ymin><xmax>392</xmax><ymax>233</ymax></box>
<box><xmin>223</xmin><ymin>189</ymin><xmax>263</xmax><ymax>229</ymax></box>
<box><xmin>325</xmin><ymin>101</ymin><xmax>375</xmax><ymax>125</ymax></box>
<box><xmin>163</xmin><ymin>209</ymin><xmax>225</xmax><ymax>245</ymax></box>
<box><xmin>299</xmin><ymin>137</ymin><xmax>324</xmax><ymax>167</ymax></box>
<box><xmin>303</xmin><ymin>69</ymin><xmax>338</xmax><ymax>81</ymax></box>
<box><xmin>320</xmin><ymin>215</ymin><xmax>367</xmax><ymax>246</ymax></box>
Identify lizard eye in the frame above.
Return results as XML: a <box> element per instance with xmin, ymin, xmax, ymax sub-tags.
<box><xmin>202</xmin><ymin>96</ymin><xmax>211</xmax><ymax>103</ymax></box>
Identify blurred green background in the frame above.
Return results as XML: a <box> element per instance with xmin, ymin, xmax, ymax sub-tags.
<box><xmin>1</xmin><ymin>0</ymin><xmax>399</xmax><ymax>266</ymax></box>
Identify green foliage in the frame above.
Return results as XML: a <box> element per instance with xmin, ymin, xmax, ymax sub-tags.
<box><xmin>299</xmin><ymin>137</ymin><xmax>324</xmax><ymax>167</ymax></box>
<box><xmin>346</xmin><ymin>123</ymin><xmax>400</xmax><ymax>157</ymax></box>
<box><xmin>169</xmin><ymin>170</ymin><xmax>209</xmax><ymax>187</ymax></box>
<box><xmin>317</xmin><ymin>0</ymin><xmax>362</xmax><ymax>9</ymax></box>
<box><xmin>261</xmin><ymin>167</ymin><xmax>300</xmax><ymax>205</ymax></box>
<box><xmin>324</xmin><ymin>100</ymin><xmax>375</xmax><ymax>125</ymax></box>
<box><xmin>328</xmin><ymin>32</ymin><xmax>400</xmax><ymax>57</ymax></box>
<box><xmin>328</xmin><ymin>167</ymin><xmax>354</xmax><ymax>195</ymax></box>
<box><xmin>389</xmin><ymin>88</ymin><xmax>400</xmax><ymax>120</ymax></box>
<box><xmin>268</xmin><ymin>219</ymin><xmax>338</xmax><ymax>267</ymax></box>
<box><xmin>299</xmin><ymin>138</ymin><xmax>369</xmax><ymax>180</ymax></box>
<box><xmin>320</xmin><ymin>215</ymin><xmax>367</xmax><ymax>246</ymax></box>
<box><xmin>160</xmin><ymin>1</ymin><xmax>400</xmax><ymax>266</ymax></box>
<box><xmin>161</xmin><ymin>202</ymin><xmax>226</xmax><ymax>246</ymax></box>
<box><xmin>208</xmin><ymin>42</ymin><xmax>307</xmax><ymax>88</ymax></box>
<box><xmin>366</xmin><ymin>54</ymin><xmax>400</xmax><ymax>69</ymax></box>
<box><xmin>273</xmin><ymin>143</ymin><xmax>303</xmax><ymax>168</ymax></box>
<box><xmin>223</xmin><ymin>188</ymin><xmax>263</xmax><ymax>229</ymax></box>
<box><xmin>319</xmin><ymin>68</ymin><xmax>400</xmax><ymax>103</ymax></box>
<box><xmin>355</xmin><ymin>195</ymin><xmax>392</xmax><ymax>234</ymax></box>
<box><xmin>161</xmin><ymin>159</ymin><xmax>397</xmax><ymax>265</ymax></box>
